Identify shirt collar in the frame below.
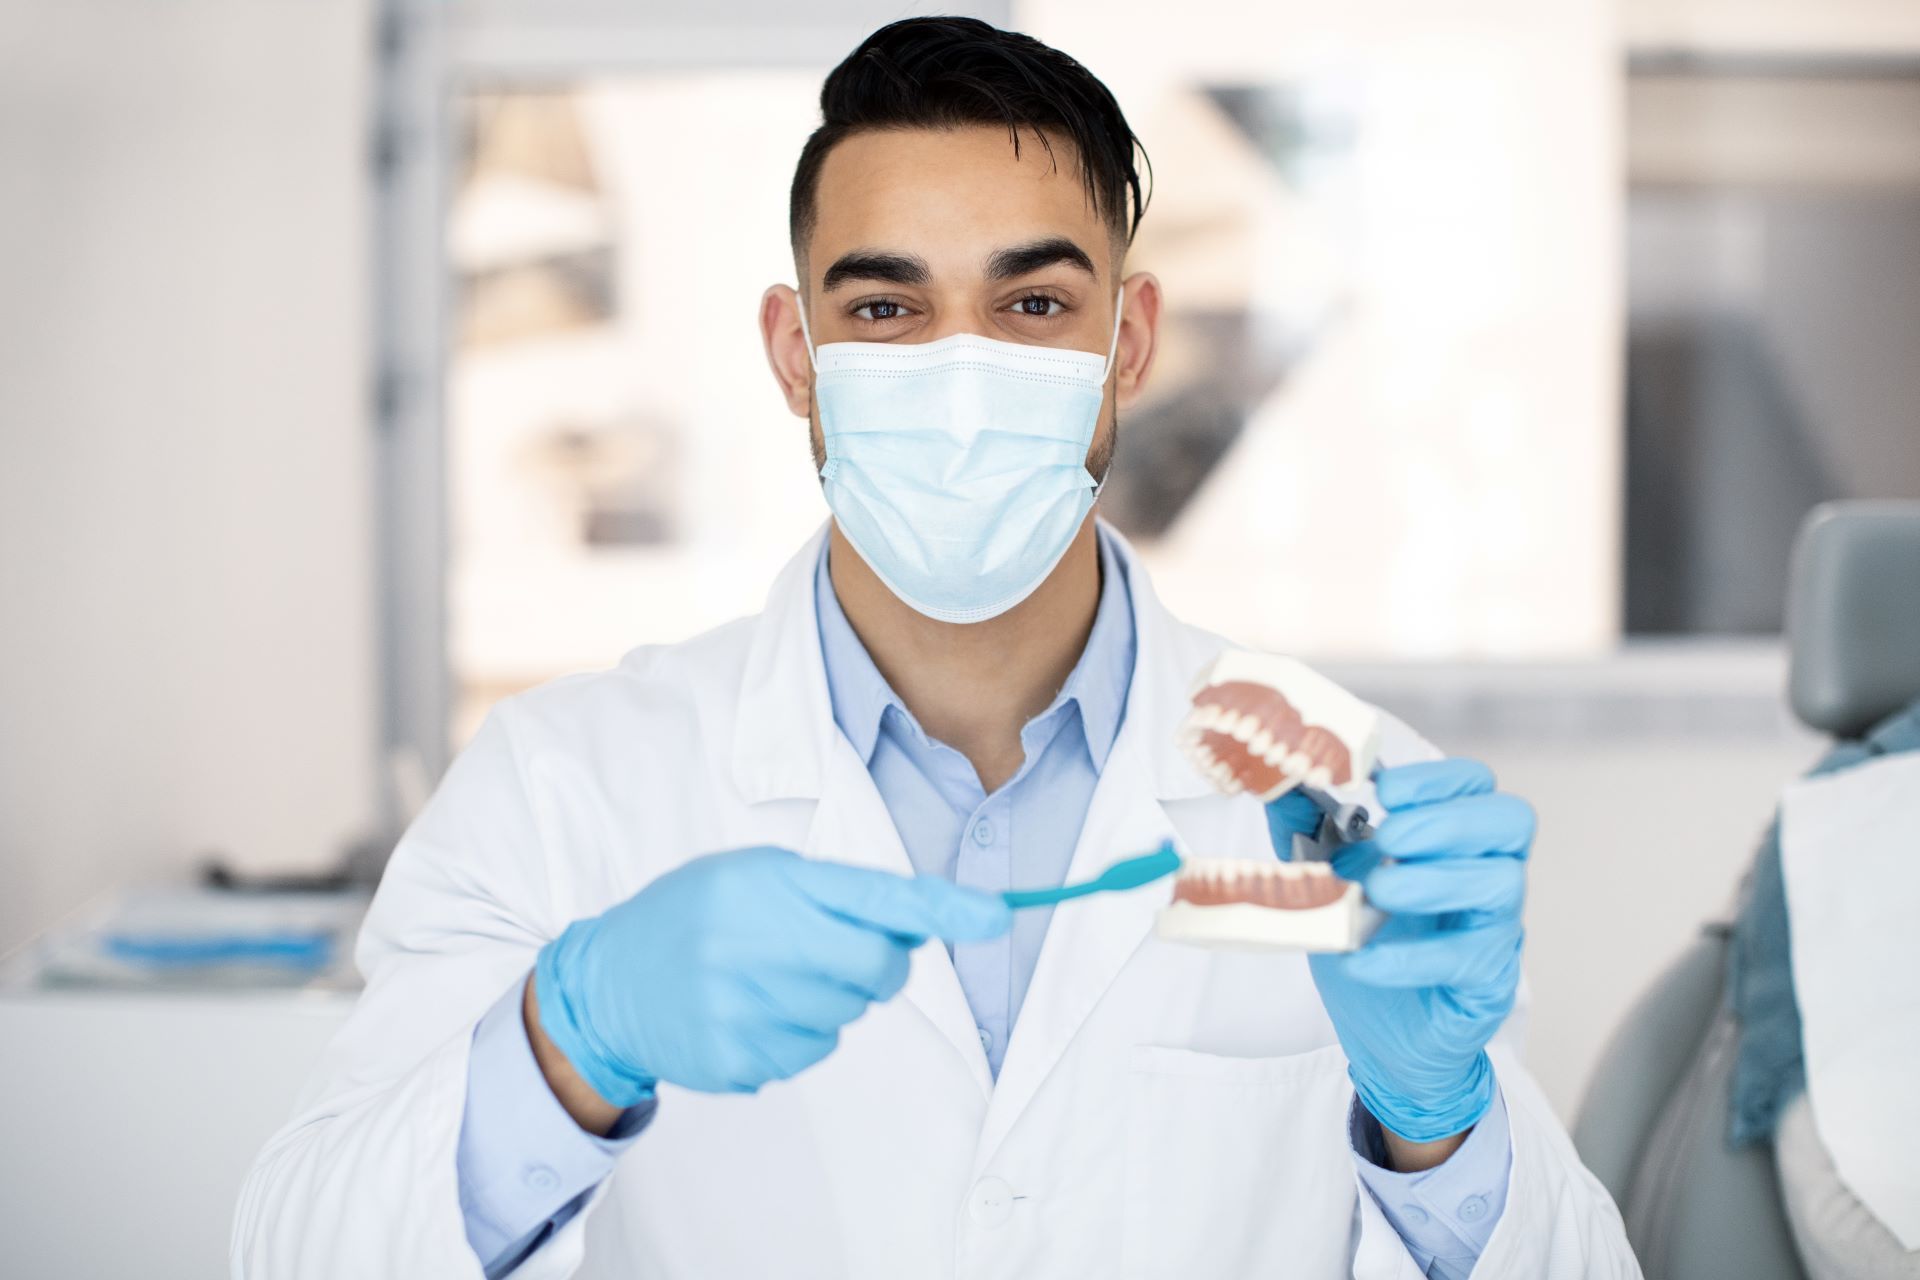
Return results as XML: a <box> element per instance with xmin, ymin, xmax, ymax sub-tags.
<box><xmin>814</xmin><ymin>524</ymin><xmax>1137</xmax><ymax>771</ymax></box>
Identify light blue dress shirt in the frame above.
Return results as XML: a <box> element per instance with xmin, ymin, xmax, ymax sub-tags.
<box><xmin>456</xmin><ymin>526</ymin><xmax>1511</xmax><ymax>1277</ymax></box>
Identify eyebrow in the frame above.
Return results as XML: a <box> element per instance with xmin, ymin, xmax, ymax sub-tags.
<box><xmin>821</xmin><ymin>250</ymin><xmax>930</xmax><ymax>292</ymax></box>
<box><xmin>985</xmin><ymin>236</ymin><xmax>1097</xmax><ymax>282</ymax></box>
<box><xmin>819</xmin><ymin>236</ymin><xmax>1100</xmax><ymax>293</ymax></box>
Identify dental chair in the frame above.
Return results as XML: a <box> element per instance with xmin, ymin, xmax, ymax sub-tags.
<box><xmin>1572</xmin><ymin>500</ymin><xmax>1920</xmax><ymax>1280</ymax></box>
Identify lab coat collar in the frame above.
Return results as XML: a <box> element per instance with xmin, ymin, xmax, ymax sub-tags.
<box><xmin>730</xmin><ymin>518</ymin><xmax>1221</xmax><ymax>807</ymax></box>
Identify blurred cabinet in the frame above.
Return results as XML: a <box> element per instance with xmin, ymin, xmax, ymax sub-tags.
<box><xmin>0</xmin><ymin>990</ymin><xmax>352</xmax><ymax>1280</ymax></box>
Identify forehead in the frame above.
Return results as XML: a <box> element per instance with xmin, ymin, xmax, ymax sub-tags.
<box><xmin>806</xmin><ymin>125</ymin><xmax>1108</xmax><ymax>281</ymax></box>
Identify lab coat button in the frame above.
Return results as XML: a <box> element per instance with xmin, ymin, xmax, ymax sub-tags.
<box><xmin>969</xmin><ymin>1176</ymin><xmax>1014</xmax><ymax>1227</ymax></box>
<box><xmin>1458</xmin><ymin>1194</ymin><xmax>1487</xmax><ymax>1222</ymax></box>
<box><xmin>1399</xmin><ymin>1204</ymin><xmax>1430</xmax><ymax>1226</ymax></box>
<box><xmin>525</xmin><ymin>1164</ymin><xmax>560</xmax><ymax>1193</ymax></box>
<box><xmin>977</xmin><ymin>1026</ymin><xmax>993</xmax><ymax>1054</ymax></box>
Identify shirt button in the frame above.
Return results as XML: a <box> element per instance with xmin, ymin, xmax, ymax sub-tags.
<box><xmin>524</xmin><ymin>1164</ymin><xmax>560</xmax><ymax>1193</ymax></box>
<box><xmin>1399</xmin><ymin>1204</ymin><xmax>1430</xmax><ymax>1226</ymax></box>
<box><xmin>978</xmin><ymin>1026</ymin><xmax>994</xmax><ymax>1054</ymax></box>
<box><xmin>972</xmin><ymin>819</ymin><xmax>993</xmax><ymax>846</ymax></box>
<box><xmin>1458</xmin><ymin>1194</ymin><xmax>1487</xmax><ymax>1222</ymax></box>
<box><xmin>969</xmin><ymin>1175</ymin><xmax>1015</xmax><ymax>1227</ymax></box>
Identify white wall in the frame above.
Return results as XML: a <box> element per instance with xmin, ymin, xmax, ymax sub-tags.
<box><xmin>1621</xmin><ymin>0</ymin><xmax>1920</xmax><ymax>55</ymax></box>
<box><xmin>0</xmin><ymin>0</ymin><xmax>378</xmax><ymax>954</ymax></box>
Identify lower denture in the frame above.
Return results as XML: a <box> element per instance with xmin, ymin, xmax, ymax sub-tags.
<box><xmin>1172</xmin><ymin>863</ymin><xmax>1349</xmax><ymax>910</ymax></box>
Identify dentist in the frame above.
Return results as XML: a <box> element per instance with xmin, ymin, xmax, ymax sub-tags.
<box><xmin>236</xmin><ymin>17</ymin><xmax>1637</xmax><ymax>1279</ymax></box>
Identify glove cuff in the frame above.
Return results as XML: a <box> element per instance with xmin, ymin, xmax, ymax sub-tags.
<box><xmin>1350</xmin><ymin>1049</ymin><xmax>1496</xmax><ymax>1145</ymax></box>
<box><xmin>534</xmin><ymin>922</ymin><xmax>658</xmax><ymax>1110</ymax></box>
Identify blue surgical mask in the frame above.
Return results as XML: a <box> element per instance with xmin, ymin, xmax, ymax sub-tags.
<box><xmin>800</xmin><ymin>291</ymin><xmax>1124</xmax><ymax>624</ymax></box>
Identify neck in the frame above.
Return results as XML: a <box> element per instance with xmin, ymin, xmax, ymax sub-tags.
<box><xmin>828</xmin><ymin>516</ymin><xmax>1102</xmax><ymax>793</ymax></box>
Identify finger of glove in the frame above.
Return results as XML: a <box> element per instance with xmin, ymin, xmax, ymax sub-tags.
<box><xmin>1359</xmin><ymin>858</ymin><xmax>1526</xmax><ymax>916</ymax></box>
<box><xmin>1265</xmin><ymin>790</ymin><xmax>1323</xmax><ymax>844</ymax></box>
<box><xmin>1374</xmin><ymin>793</ymin><xmax>1535</xmax><ymax>861</ymax></box>
<box><xmin>736</xmin><ymin>1020</ymin><xmax>839</xmax><ymax>1088</ymax></box>
<box><xmin>788</xmin><ymin>859</ymin><xmax>1012</xmax><ymax>943</ymax></box>
<box><xmin>781</xmin><ymin>918</ymin><xmax>913</xmax><ymax>1003</ymax></box>
<box><xmin>1374</xmin><ymin>759</ymin><xmax>1497</xmax><ymax>811</ymax></box>
<box><xmin>1338</xmin><ymin>919</ymin><xmax>1524</xmax><ymax>989</ymax></box>
<box><xmin>742</xmin><ymin>967</ymin><xmax>875</xmax><ymax>1034</ymax></box>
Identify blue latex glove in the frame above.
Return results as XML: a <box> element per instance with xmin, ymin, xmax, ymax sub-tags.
<box><xmin>1268</xmin><ymin>759</ymin><xmax>1532</xmax><ymax>1143</ymax></box>
<box><xmin>534</xmin><ymin>847</ymin><xmax>1012</xmax><ymax>1106</ymax></box>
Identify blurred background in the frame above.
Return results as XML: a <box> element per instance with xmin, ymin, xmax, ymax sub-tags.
<box><xmin>2</xmin><ymin>0</ymin><xmax>1918</xmax><ymax>1273</ymax></box>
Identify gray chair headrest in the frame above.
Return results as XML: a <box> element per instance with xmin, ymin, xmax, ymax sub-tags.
<box><xmin>1787</xmin><ymin>501</ymin><xmax>1920</xmax><ymax>739</ymax></box>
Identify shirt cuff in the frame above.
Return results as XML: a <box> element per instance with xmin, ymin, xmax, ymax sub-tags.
<box><xmin>1348</xmin><ymin>1085</ymin><xmax>1512</xmax><ymax>1280</ymax></box>
<box><xmin>457</xmin><ymin>974</ymin><xmax>656</xmax><ymax>1272</ymax></box>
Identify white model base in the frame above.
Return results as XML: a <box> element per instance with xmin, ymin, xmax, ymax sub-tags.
<box><xmin>1154</xmin><ymin>888</ymin><xmax>1382</xmax><ymax>953</ymax></box>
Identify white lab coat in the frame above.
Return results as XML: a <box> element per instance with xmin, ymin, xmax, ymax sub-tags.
<box><xmin>233</xmin><ymin>525</ymin><xmax>1639</xmax><ymax>1279</ymax></box>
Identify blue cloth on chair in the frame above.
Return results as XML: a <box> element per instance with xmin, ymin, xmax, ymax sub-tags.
<box><xmin>1728</xmin><ymin>696</ymin><xmax>1920</xmax><ymax>1145</ymax></box>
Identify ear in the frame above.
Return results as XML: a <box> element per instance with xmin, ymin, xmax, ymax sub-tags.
<box><xmin>759</xmin><ymin>284</ymin><xmax>813</xmax><ymax>418</ymax></box>
<box><xmin>1113</xmin><ymin>272</ymin><xmax>1164</xmax><ymax>411</ymax></box>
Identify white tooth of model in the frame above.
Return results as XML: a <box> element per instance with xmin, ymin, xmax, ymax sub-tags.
<box><xmin>1229</xmin><ymin>717</ymin><xmax>1256</xmax><ymax>743</ymax></box>
<box><xmin>1249</xmin><ymin>728</ymin><xmax>1273</xmax><ymax>755</ymax></box>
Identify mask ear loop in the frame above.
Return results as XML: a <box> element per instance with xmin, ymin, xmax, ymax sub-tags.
<box><xmin>1099</xmin><ymin>286</ymin><xmax>1126</xmax><ymax>383</ymax></box>
<box><xmin>1091</xmin><ymin>286</ymin><xmax>1127</xmax><ymax>497</ymax></box>
<box><xmin>795</xmin><ymin>291</ymin><xmax>820</xmax><ymax>375</ymax></box>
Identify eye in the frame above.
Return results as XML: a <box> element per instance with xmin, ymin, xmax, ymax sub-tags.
<box><xmin>851</xmin><ymin>299</ymin><xmax>907</xmax><ymax>322</ymax></box>
<box><xmin>1010</xmin><ymin>294</ymin><xmax>1065</xmax><ymax>318</ymax></box>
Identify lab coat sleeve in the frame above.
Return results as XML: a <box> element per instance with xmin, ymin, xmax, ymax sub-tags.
<box><xmin>1350</xmin><ymin>1044</ymin><xmax>1642</xmax><ymax>1279</ymax></box>
<box><xmin>232</xmin><ymin>701</ymin><xmax>609</xmax><ymax>1280</ymax></box>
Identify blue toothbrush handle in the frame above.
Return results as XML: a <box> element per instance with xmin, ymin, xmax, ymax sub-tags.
<box><xmin>1003</xmin><ymin>883</ymin><xmax>1098</xmax><ymax>910</ymax></box>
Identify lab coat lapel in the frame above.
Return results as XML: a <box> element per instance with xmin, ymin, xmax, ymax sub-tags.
<box><xmin>974</xmin><ymin>734</ymin><xmax>1177</xmax><ymax>1168</ymax></box>
<box><xmin>972</xmin><ymin>528</ymin><xmax>1222</xmax><ymax>1169</ymax></box>
<box><xmin>733</xmin><ymin>522</ymin><xmax>993</xmax><ymax>1098</ymax></box>
<box><xmin>802</xmin><ymin>741</ymin><xmax>995</xmax><ymax>1101</ymax></box>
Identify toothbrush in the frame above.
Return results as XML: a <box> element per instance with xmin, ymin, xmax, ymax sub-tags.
<box><xmin>1002</xmin><ymin>841</ymin><xmax>1181</xmax><ymax>910</ymax></box>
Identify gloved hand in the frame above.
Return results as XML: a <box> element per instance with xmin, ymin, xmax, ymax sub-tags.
<box><xmin>534</xmin><ymin>847</ymin><xmax>1012</xmax><ymax>1106</ymax></box>
<box><xmin>1267</xmin><ymin>759</ymin><xmax>1532</xmax><ymax>1143</ymax></box>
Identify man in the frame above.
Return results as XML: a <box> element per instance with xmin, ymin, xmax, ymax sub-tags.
<box><xmin>237</xmin><ymin>18</ymin><xmax>1637</xmax><ymax>1279</ymax></box>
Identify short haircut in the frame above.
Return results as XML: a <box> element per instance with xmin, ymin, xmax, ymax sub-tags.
<box><xmin>789</xmin><ymin>16</ymin><xmax>1151</xmax><ymax>258</ymax></box>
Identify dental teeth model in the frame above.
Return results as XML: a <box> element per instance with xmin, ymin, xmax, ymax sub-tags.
<box><xmin>1156</xmin><ymin>857</ymin><xmax>1380</xmax><ymax>952</ymax></box>
<box><xmin>1176</xmin><ymin>651</ymin><xmax>1381</xmax><ymax>805</ymax></box>
<box><xmin>1158</xmin><ymin>651</ymin><xmax>1385</xmax><ymax>952</ymax></box>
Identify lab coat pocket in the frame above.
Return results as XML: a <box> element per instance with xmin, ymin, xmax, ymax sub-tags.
<box><xmin>1122</xmin><ymin>1043</ymin><xmax>1357</xmax><ymax>1280</ymax></box>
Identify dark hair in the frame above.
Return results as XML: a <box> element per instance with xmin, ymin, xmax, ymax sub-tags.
<box><xmin>789</xmin><ymin>16</ymin><xmax>1150</xmax><ymax>255</ymax></box>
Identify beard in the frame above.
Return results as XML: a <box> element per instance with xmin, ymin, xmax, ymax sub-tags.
<box><xmin>1086</xmin><ymin>407</ymin><xmax>1118</xmax><ymax>488</ymax></box>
